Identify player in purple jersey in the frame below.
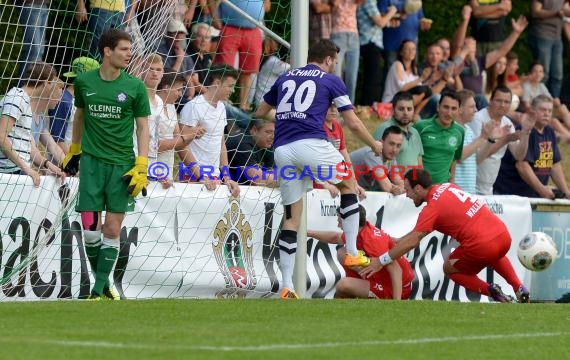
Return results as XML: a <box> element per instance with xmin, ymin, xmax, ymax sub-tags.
<box><xmin>255</xmin><ymin>40</ymin><xmax>383</xmax><ymax>299</ymax></box>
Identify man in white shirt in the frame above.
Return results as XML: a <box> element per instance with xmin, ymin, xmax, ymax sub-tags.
<box><xmin>179</xmin><ymin>64</ymin><xmax>240</xmax><ymax>197</ymax></box>
<box><xmin>468</xmin><ymin>86</ymin><xmax>535</xmax><ymax>195</ymax></box>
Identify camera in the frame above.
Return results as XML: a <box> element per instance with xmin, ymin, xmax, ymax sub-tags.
<box><xmin>552</xmin><ymin>189</ymin><xmax>566</xmax><ymax>199</ymax></box>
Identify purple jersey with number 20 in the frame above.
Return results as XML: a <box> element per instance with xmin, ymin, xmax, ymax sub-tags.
<box><xmin>263</xmin><ymin>63</ymin><xmax>353</xmax><ymax>149</ymax></box>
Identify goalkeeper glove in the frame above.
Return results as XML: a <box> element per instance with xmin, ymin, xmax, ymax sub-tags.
<box><xmin>122</xmin><ymin>156</ymin><xmax>149</xmax><ymax>197</ymax></box>
<box><xmin>61</xmin><ymin>143</ymin><xmax>81</xmax><ymax>175</ymax></box>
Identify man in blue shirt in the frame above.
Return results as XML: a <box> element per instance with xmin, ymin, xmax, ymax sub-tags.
<box><xmin>379</xmin><ymin>0</ymin><xmax>431</xmax><ymax>81</ymax></box>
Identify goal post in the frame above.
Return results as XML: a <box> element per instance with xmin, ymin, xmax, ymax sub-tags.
<box><xmin>290</xmin><ymin>0</ymin><xmax>309</xmax><ymax>299</ymax></box>
<box><xmin>0</xmin><ymin>0</ymin><xmax>309</xmax><ymax>300</ymax></box>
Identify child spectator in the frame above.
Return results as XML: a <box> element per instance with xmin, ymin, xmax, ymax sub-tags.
<box><xmin>504</xmin><ymin>52</ymin><xmax>525</xmax><ymax>99</ymax></box>
<box><xmin>313</xmin><ymin>104</ymin><xmax>365</xmax><ymax>199</ymax></box>
<box><xmin>156</xmin><ymin>71</ymin><xmax>201</xmax><ymax>184</ymax></box>
<box><xmin>136</xmin><ymin>53</ymin><xmax>168</xmax><ymax>187</ymax></box>
<box><xmin>49</xmin><ymin>57</ymin><xmax>100</xmax><ymax>154</ymax></box>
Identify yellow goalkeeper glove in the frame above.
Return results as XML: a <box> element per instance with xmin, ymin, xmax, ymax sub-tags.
<box><xmin>122</xmin><ymin>156</ymin><xmax>149</xmax><ymax>197</ymax></box>
<box><xmin>61</xmin><ymin>143</ymin><xmax>81</xmax><ymax>175</ymax></box>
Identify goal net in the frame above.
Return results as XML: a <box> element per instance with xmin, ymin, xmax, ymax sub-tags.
<box><xmin>0</xmin><ymin>0</ymin><xmax>305</xmax><ymax>300</ymax></box>
<box><xmin>0</xmin><ymin>2</ymin><xmax>534</xmax><ymax>303</ymax></box>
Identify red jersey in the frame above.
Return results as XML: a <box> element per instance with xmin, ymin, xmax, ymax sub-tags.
<box><xmin>506</xmin><ymin>74</ymin><xmax>519</xmax><ymax>83</ymax></box>
<box><xmin>324</xmin><ymin>119</ymin><xmax>346</xmax><ymax>151</ymax></box>
<box><xmin>314</xmin><ymin>119</ymin><xmax>347</xmax><ymax>189</ymax></box>
<box><xmin>413</xmin><ymin>183</ymin><xmax>509</xmax><ymax>249</ymax></box>
<box><xmin>343</xmin><ymin>222</ymin><xmax>414</xmax><ymax>285</ymax></box>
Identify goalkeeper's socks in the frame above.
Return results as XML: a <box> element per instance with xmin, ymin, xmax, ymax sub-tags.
<box><xmin>83</xmin><ymin>230</ymin><xmax>102</xmax><ymax>273</ymax></box>
<box><xmin>278</xmin><ymin>230</ymin><xmax>297</xmax><ymax>290</ymax></box>
<box><xmin>92</xmin><ymin>237</ymin><xmax>119</xmax><ymax>296</ymax></box>
<box><xmin>340</xmin><ymin>193</ymin><xmax>359</xmax><ymax>256</ymax></box>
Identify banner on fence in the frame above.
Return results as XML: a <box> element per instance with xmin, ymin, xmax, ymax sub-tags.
<box><xmin>0</xmin><ymin>175</ymin><xmax>532</xmax><ymax>301</ymax></box>
<box><xmin>531</xmin><ymin>204</ymin><xmax>570</xmax><ymax>301</ymax></box>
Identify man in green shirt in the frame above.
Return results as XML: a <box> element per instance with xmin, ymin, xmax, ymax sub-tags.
<box><xmin>374</xmin><ymin>91</ymin><xmax>423</xmax><ymax>169</ymax></box>
<box><xmin>414</xmin><ymin>92</ymin><xmax>464</xmax><ymax>184</ymax></box>
<box><xmin>62</xmin><ymin>28</ymin><xmax>151</xmax><ymax>300</ymax></box>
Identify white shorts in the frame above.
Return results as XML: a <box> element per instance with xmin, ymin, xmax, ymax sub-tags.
<box><xmin>274</xmin><ymin>139</ymin><xmax>347</xmax><ymax>205</ymax></box>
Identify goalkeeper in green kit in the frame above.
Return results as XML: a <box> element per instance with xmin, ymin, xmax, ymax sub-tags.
<box><xmin>61</xmin><ymin>28</ymin><xmax>151</xmax><ymax>300</ymax></box>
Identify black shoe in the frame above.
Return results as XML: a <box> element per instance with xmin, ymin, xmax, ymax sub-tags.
<box><xmin>102</xmin><ymin>286</ymin><xmax>120</xmax><ymax>300</ymax></box>
<box><xmin>488</xmin><ymin>283</ymin><xmax>514</xmax><ymax>303</ymax></box>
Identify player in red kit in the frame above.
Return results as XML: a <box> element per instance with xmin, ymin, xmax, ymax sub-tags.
<box><xmin>309</xmin><ymin>205</ymin><xmax>414</xmax><ymax>299</ymax></box>
<box><xmin>314</xmin><ymin>104</ymin><xmax>366</xmax><ymax>199</ymax></box>
<box><xmin>360</xmin><ymin>168</ymin><xmax>530</xmax><ymax>303</ymax></box>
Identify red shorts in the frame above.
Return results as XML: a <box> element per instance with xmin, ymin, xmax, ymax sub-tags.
<box><xmin>369</xmin><ymin>280</ymin><xmax>412</xmax><ymax>300</ymax></box>
<box><xmin>345</xmin><ymin>268</ymin><xmax>412</xmax><ymax>300</ymax></box>
<box><xmin>214</xmin><ymin>26</ymin><xmax>263</xmax><ymax>74</ymax></box>
<box><xmin>449</xmin><ymin>231</ymin><xmax>511</xmax><ymax>275</ymax></box>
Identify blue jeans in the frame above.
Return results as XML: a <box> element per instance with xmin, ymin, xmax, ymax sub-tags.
<box><xmin>87</xmin><ymin>8</ymin><xmax>124</xmax><ymax>59</ymax></box>
<box><xmin>18</xmin><ymin>5</ymin><xmax>49</xmax><ymax>80</ymax></box>
<box><xmin>474</xmin><ymin>94</ymin><xmax>489</xmax><ymax>111</ymax></box>
<box><xmin>420</xmin><ymin>94</ymin><xmax>440</xmax><ymax>119</ymax></box>
<box><xmin>225</xmin><ymin>103</ymin><xmax>252</xmax><ymax>131</ymax></box>
<box><xmin>331</xmin><ymin>32</ymin><xmax>360</xmax><ymax>104</ymax></box>
<box><xmin>528</xmin><ymin>35</ymin><xmax>563</xmax><ymax>98</ymax></box>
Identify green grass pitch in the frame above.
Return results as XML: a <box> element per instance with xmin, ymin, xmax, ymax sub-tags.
<box><xmin>0</xmin><ymin>299</ymin><xmax>567</xmax><ymax>359</ymax></box>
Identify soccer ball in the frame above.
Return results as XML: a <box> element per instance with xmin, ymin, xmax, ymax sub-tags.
<box><xmin>517</xmin><ymin>232</ymin><xmax>558</xmax><ymax>271</ymax></box>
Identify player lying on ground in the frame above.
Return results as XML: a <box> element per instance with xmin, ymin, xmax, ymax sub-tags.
<box><xmin>308</xmin><ymin>205</ymin><xmax>414</xmax><ymax>299</ymax></box>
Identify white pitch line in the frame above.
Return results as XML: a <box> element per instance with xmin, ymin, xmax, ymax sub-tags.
<box><xmin>0</xmin><ymin>332</ymin><xmax>565</xmax><ymax>352</ymax></box>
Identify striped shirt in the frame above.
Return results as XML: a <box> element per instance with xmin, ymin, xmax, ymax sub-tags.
<box><xmin>455</xmin><ymin>125</ymin><xmax>477</xmax><ymax>194</ymax></box>
<box><xmin>0</xmin><ymin>88</ymin><xmax>33</xmax><ymax>173</ymax></box>
<box><xmin>357</xmin><ymin>0</ymin><xmax>384</xmax><ymax>48</ymax></box>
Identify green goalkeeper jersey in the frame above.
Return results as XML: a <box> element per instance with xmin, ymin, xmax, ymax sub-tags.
<box><xmin>74</xmin><ymin>69</ymin><xmax>150</xmax><ymax>164</ymax></box>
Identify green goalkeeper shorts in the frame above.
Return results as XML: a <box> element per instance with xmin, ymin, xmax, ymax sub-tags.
<box><xmin>76</xmin><ymin>153</ymin><xmax>136</xmax><ymax>213</ymax></box>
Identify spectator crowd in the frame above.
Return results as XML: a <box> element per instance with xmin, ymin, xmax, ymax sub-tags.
<box><xmin>3</xmin><ymin>0</ymin><xmax>570</xmax><ymax>201</ymax></box>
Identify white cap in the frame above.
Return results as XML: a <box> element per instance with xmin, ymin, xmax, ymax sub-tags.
<box><xmin>210</xmin><ymin>26</ymin><xmax>220</xmax><ymax>38</ymax></box>
<box><xmin>192</xmin><ymin>22</ymin><xmax>220</xmax><ymax>38</ymax></box>
<box><xmin>167</xmin><ymin>19</ymin><xmax>188</xmax><ymax>34</ymax></box>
